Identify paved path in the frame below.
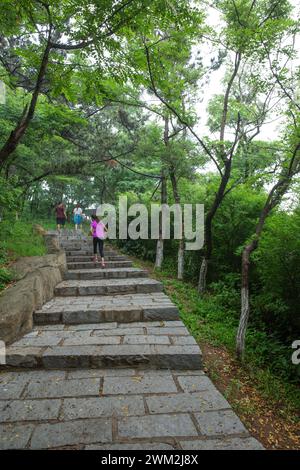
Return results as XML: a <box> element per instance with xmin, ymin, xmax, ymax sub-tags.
<box><xmin>0</xmin><ymin>232</ymin><xmax>263</xmax><ymax>449</ymax></box>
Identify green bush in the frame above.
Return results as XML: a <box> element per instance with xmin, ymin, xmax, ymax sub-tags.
<box><xmin>0</xmin><ymin>267</ymin><xmax>14</xmax><ymax>290</ymax></box>
<box><xmin>0</xmin><ymin>219</ymin><xmax>46</xmax><ymax>258</ymax></box>
<box><xmin>0</xmin><ymin>219</ymin><xmax>46</xmax><ymax>291</ymax></box>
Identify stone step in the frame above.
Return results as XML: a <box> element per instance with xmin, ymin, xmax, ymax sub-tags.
<box><xmin>54</xmin><ymin>278</ymin><xmax>163</xmax><ymax>297</ymax></box>
<box><xmin>58</xmin><ymin>237</ymin><xmax>87</xmax><ymax>242</ymax></box>
<box><xmin>67</xmin><ymin>261</ymin><xmax>133</xmax><ymax>270</ymax></box>
<box><xmin>61</xmin><ymin>244</ymin><xmax>90</xmax><ymax>250</ymax></box>
<box><xmin>65</xmin><ymin>249</ymin><xmax>118</xmax><ymax>256</ymax></box>
<box><xmin>66</xmin><ymin>255</ymin><xmax>127</xmax><ymax>262</ymax></box>
<box><xmin>59</xmin><ymin>236</ymin><xmax>88</xmax><ymax>241</ymax></box>
<box><xmin>3</xmin><ymin>322</ymin><xmax>202</xmax><ymax>370</ymax></box>
<box><xmin>65</xmin><ymin>268</ymin><xmax>148</xmax><ymax>280</ymax></box>
<box><xmin>59</xmin><ymin>239</ymin><xmax>88</xmax><ymax>244</ymax></box>
<box><xmin>0</xmin><ymin>368</ymin><xmax>264</xmax><ymax>450</ymax></box>
<box><xmin>34</xmin><ymin>293</ymin><xmax>179</xmax><ymax>324</ymax></box>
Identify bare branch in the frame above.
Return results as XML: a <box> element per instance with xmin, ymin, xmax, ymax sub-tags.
<box><xmin>220</xmin><ymin>51</ymin><xmax>242</xmax><ymax>156</ymax></box>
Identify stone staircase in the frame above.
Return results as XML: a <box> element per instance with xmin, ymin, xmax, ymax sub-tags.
<box><xmin>0</xmin><ymin>231</ymin><xmax>263</xmax><ymax>449</ymax></box>
<box><xmin>5</xmin><ymin>232</ymin><xmax>201</xmax><ymax>370</ymax></box>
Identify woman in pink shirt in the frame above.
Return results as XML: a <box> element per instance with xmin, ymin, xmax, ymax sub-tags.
<box><xmin>90</xmin><ymin>214</ymin><xmax>107</xmax><ymax>267</ymax></box>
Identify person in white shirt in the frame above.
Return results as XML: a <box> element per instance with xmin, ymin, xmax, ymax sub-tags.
<box><xmin>73</xmin><ymin>203</ymin><xmax>83</xmax><ymax>230</ymax></box>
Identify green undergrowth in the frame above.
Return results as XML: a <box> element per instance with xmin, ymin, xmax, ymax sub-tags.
<box><xmin>0</xmin><ymin>219</ymin><xmax>46</xmax><ymax>292</ymax></box>
<box><xmin>127</xmin><ymin>254</ymin><xmax>300</xmax><ymax>420</ymax></box>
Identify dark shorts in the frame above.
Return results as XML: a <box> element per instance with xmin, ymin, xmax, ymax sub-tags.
<box><xmin>56</xmin><ymin>217</ymin><xmax>66</xmax><ymax>226</ymax></box>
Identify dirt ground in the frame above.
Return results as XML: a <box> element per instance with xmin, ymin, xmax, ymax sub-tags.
<box><xmin>201</xmin><ymin>342</ymin><xmax>300</xmax><ymax>450</ymax></box>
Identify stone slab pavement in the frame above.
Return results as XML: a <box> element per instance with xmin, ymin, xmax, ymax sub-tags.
<box><xmin>0</xmin><ymin>369</ymin><xmax>264</xmax><ymax>450</ymax></box>
<box><xmin>0</xmin><ymin>233</ymin><xmax>264</xmax><ymax>450</ymax></box>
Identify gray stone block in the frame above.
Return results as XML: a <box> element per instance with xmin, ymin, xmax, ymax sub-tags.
<box><xmin>62</xmin><ymin>395</ymin><xmax>145</xmax><ymax>419</ymax></box>
<box><xmin>146</xmin><ymin>327</ymin><xmax>189</xmax><ymax>336</ymax></box>
<box><xmin>118</xmin><ymin>414</ymin><xmax>198</xmax><ymax>439</ymax></box>
<box><xmin>0</xmin><ymin>377</ymin><xmax>28</xmax><ymax>399</ymax></box>
<box><xmin>177</xmin><ymin>375</ymin><xmax>214</xmax><ymax>392</ymax></box>
<box><xmin>120</xmin><ymin>321</ymin><xmax>172</xmax><ymax>328</ymax></box>
<box><xmin>25</xmin><ymin>377</ymin><xmax>101</xmax><ymax>398</ymax></box>
<box><xmin>68</xmin><ymin>323</ymin><xmax>118</xmax><ymax>331</ymax></box>
<box><xmin>8</xmin><ymin>370</ymin><xmax>67</xmax><ymax>381</ymax></box>
<box><xmin>67</xmin><ymin>261</ymin><xmax>133</xmax><ymax>270</ymax></box>
<box><xmin>62</xmin><ymin>311</ymin><xmax>102</xmax><ymax>324</ymax></box>
<box><xmin>13</xmin><ymin>334</ymin><xmax>62</xmax><ymax>347</ymax></box>
<box><xmin>102</xmin><ymin>374</ymin><xmax>177</xmax><ymax>395</ymax></box>
<box><xmin>32</xmin><ymin>324</ymin><xmax>66</xmax><ymax>331</ymax></box>
<box><xmin>85</xmin><ymin>442</ymin><xmax>175</xmax><ymax>450</ymax></box>
<box><xmin>194</xmin><ymin>410</ymin><xmax>248</xmax><ymax>436</ymax></box>
<box><xmin>171</xmin><ymin>336</ymin><xmax>197</xmax><ymax>345</ymax></box>
<box><xmin>180</xmin><ymin>437</ymin><xmax>264</xmax><ymax>450</ymax></box>
<box><xmin>0</xmin><ymin>399</ymin><xmax>61</xmax><ymax>422</ymax></box>
<box><xmin>146</xmin><ymin>390</ymin><xmax>231</xmax><ymax>414</ymax></box>
<box><xmin>62</xmin><ymin>332</ymin><xmax>121</xmax><ymax>346</ymax></box>
<box><xmin>123</xmin><ymin>335</ymin><xmax>171</xmax><ymax>345</ymax></box>
<box><xmin>42</xmin><ymin>346</ymin><xmax>97</xmax><ymax>368</ymax></box>
<box><xmin>136</xmin><ymin>283</ymin><xmax>163</xmax><ymax>293</ymax></box>
<box><xmin>5</xmin><ymin>347</ymin><xmax>43</xmax><ymax>368</ymax></box>
<box><xmin>67</xmin><ymin>369</ymin><xmax>136</xmax><ymax>379</ymax></box>
<box><xmin>172</xmin><ymin>370</ymin><xmax>205</xmax><ymax>376</ymax></box>
<box><xmin>143</xmin><ymin>307</ymin><xmax>179</xmax><ymax>321</ymax></box>
<box><xmin>0</xmin><ymin>423</ymin><xmax>34</xmax><ymax>449</ymax></box>
<box><xmin>92</xmin><ymin>328</ymin><xmax>144</xmax><ymax>336</ymax></box>
<box><xmin>30</xmin><ymin>418</ymin><xmax>112</xmax><ymax>449</ymax></box>
<box><xmin>62</xmin><ymin>309</ymin><xmax>143</xmax><ymax>324</ymax></box>
<box><xmin>65</xmin><ymin>268</ymin><xmax>148</xmax><ymax>281</ymax></box>
<box><xmin>33</xmin><ymin>311</ymin><xmax>62</xmax><ymax>323</ymax></box>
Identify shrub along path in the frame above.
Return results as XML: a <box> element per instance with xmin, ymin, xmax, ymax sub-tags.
<box><xmin>0</xmin><ymin>231</ymin><xmax>263</xmax><ymax>450</ymax></box>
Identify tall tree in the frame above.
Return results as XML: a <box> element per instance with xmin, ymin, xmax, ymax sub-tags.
<box><xmin>236</xmin><ymin>22</ymin><xmax>300</xmax><ymax>358</ymax></box>
<box><xmin>0</xmin><ymin>0</ymin><xmax>198</xmax><ymax>166</ymax></box>
<box><xmin>138</xmin><ymin>0</ymin><xmax>295</xmax><ymax>291</ymax></box>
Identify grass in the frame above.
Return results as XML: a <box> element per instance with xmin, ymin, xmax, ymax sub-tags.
<box><xmin>169</xmin><ymin>278</ymin><xmax>300</xmax><ymax>416</ymax></box>
<box><xmin>0</xmin><ymin>219</ymin><xmax>46</xmax><ymax>292</ymax></box>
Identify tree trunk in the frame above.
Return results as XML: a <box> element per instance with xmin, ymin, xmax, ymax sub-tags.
<box><xmin>196</xmin><ymin>55</ymin><xmax>242</xmax><ymax>293</ymax></box>
<box><xmin>236</xmin><ymin>241</ymin><xmax>255</xmax><ymax>360</ymax></box>
<box><xmin>235</xmin><ymin>169</ymin><xmax>294</xmax><ymax>360</ymax></box>
<box><xmin>197</xmin><ymin>213</ymin><xmax>213</xmax><ymax>293</ymax></box>
<box><xmin>178</xmin><ymin>239</ymin><xmax>184</xmax><ymax>280</ymax></box>
<box><xmin>0</xmin><ymin>34</ymin><xmax>52</xmax><ymax>166</ymax></box>
<box><xmin>155</xmin><ymin>238</ymin><xmax>164</xmax><ymax>269</ymax></box>
<box><xmin>169</xmin><ymin>164</ymin><xmax>184</xmax><ymax>279</ymax></box>
<box><xmin>155</xmin><ymin>172</ymin><xmax>167</xmax><ymax>269</ymax></box>
<box><xmin>197</xmin><ymin>160</ymin><xmax>232</xmax><ymax>293</ymax></box>
<box><xmin>155</xmin><ymin>116</ymin><xmax>169</xmax><ymax>270</ymax></box>
<box><xmin>198</xmin><ymin>256</ymin><xmax>208</xmax><ymax>293</ymax></box>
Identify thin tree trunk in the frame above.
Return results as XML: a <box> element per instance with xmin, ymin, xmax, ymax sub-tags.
<box><xmin>155</xmin><ymin>172</ymin><xmax>167</xmax><ymax>269</ymax></box>
<box><xmin>235</xmin><ymin>162</ymin><xmax>298</xmax><ymax>359</ymax></box>
<box><xmin>199</xmin><ymin>55</ymin><xmax>242</xmax><ymax>293</ymax></box>
<box><xmin>177</xmin><ymin>239</ymin><xmax>184</xmax><ymax>280</ymax></box>
<box><xmin>197</xmin><ymin>161</ymin><xmax>232</xmax><ymax>293</ymax></box>
<box><xmin>196</xmin><ymin>53</ymin><xmax>241</xmax><ymax>293</ymax></box>
<box><xmin>236</xmin><ymin>241</ymin><xmax>256</xmax><ymax>360</ymax></box>
<box><xmin>0</xmin><ymin>32</ymin><xmax>52</xmax><ymax>166</ymax></box>
<box><xmin>155</xmin><ymin>116</ymin><xmax>169</xmax><ymax>269</ymax></box>
<box><xmin>169</xmin><ymin>164</ymin><xmax>184</xmax><ymax>279</ymax></box>
<box><xmin>198</xmin><ymin>256</ymin><xmax>208</xmax><ymax>293</ymax></box>
<box><xmin>155</xmin><ymin>238</ymin><xmax>164</xmax><ymax>269</ymax></box>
